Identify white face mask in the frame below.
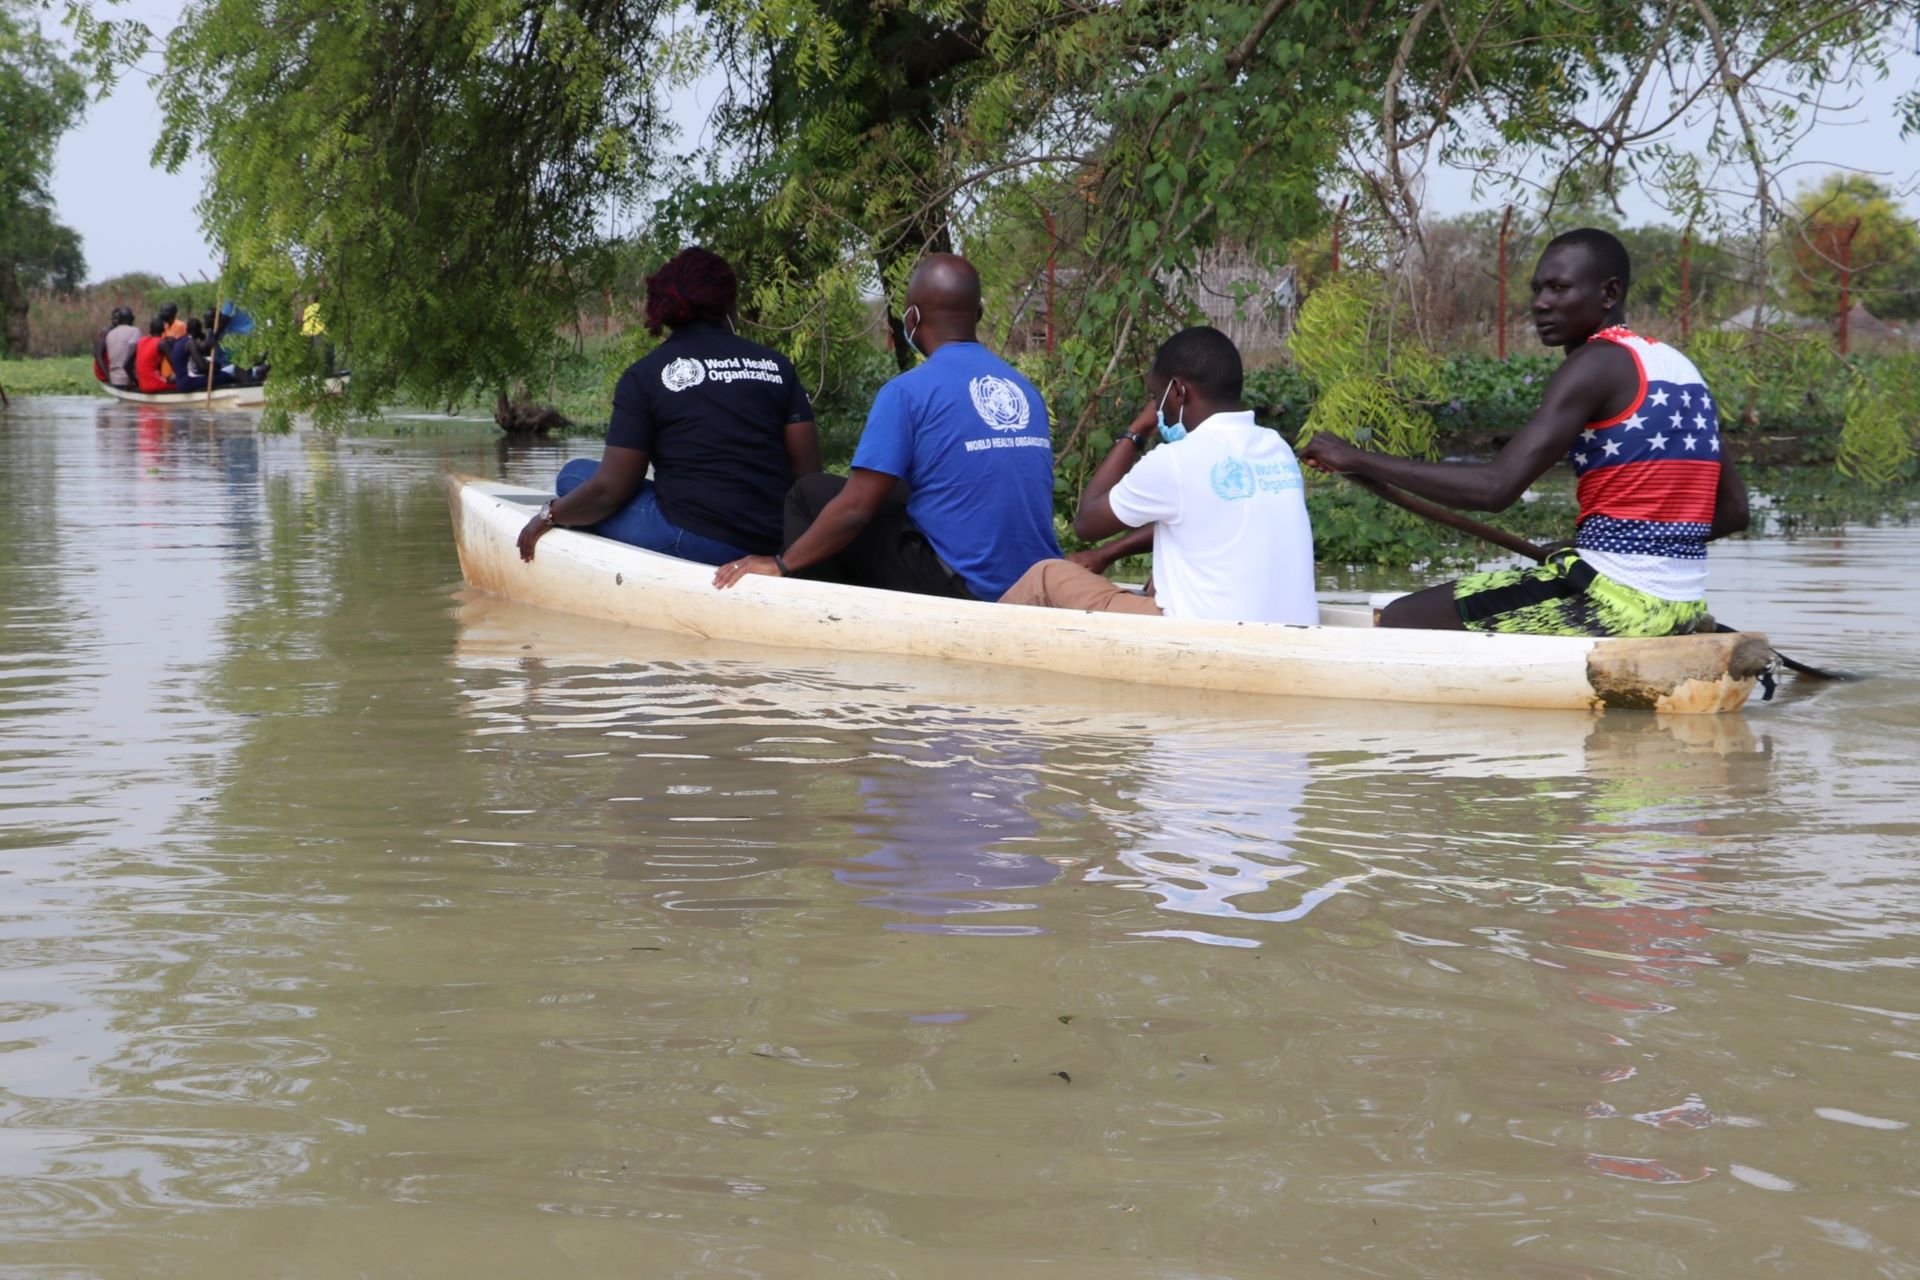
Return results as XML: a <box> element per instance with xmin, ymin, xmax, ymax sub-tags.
<box><xmin>901</xmin><ymin>304</ymin><xmax>923</xmax><ymax>356</ymax></box>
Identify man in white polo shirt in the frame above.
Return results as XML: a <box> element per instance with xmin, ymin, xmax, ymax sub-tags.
<box><xmin>1000</xmin><ymin>326</ymin><xmax>1317</xmax><ymax>624</ymax></box>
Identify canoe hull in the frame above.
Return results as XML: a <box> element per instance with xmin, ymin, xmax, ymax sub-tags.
<box><xmin>99</xmin><ymin>376</ymin><xmax>347</xmax><ymax>410</ymax></box>
<box><xmin>447</xmin><ymin>477</ymin><xmax>1768</xmax><ymax>713</ymax></box>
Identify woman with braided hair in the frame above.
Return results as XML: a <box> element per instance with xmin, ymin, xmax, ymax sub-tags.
<box><xmin>517</xmin><ymin>247</ymin><xmax>821</xmax><ymax>566</ymax></box>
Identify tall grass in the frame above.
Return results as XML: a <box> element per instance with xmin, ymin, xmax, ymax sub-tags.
<box><xmin>25</xmin><ymin>273</ymin><xmax>228</xmax><ymax>358</ymax></box>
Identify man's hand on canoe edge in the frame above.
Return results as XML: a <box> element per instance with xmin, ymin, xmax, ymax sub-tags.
<box><xmin>516</xmin><ymin>513</ymin><xmax>553</xmax><ymax>562</ymax></box>
<box><xmin>1297</xmin><ymin>432</ymin><xmax>1364</xmax><ymax>474</ymax></box>
<box><xmin>713</xmin><ymin>555</ymin><xmax>785</xmax><ymax>590</ymax></box>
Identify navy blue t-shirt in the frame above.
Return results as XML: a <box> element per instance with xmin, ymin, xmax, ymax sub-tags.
<box><xmin>607</xmin><ymin>322</ymin><xmax>814</xmax><ymax>554</ymax></box>
<box><xmin>851</xmin><ymin>342</ymin><xmax>1061</xmax><ymax>599</ymax></box>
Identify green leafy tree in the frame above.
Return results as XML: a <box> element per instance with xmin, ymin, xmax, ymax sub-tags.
<box><xmin>1289</xmin><ymin>273</ymin><xmax>1442</xmax><ymax>458</ymax></box>
<box><xmin>101</xmin><ymin>0</ymin><xmax>1913</xmax><ymax>432</ymax></box>
<box><xmin>145</xmin><ymin>0</ymin><xmax>678</xmax><ymax>409</ymax></box>
<box><xmin>1</xmin><ymin>198</ymin><xmax>86</xmax><ymax>293</ymax></box>
<box><xmin>1779</xmin><ymin>174</ymin><xmax>1920</xmax><ymax>323</ymax></box>
<box><xmin>1837</xmin><ymin>354</ymin><xmax>1920</xmax><ymax>487</ymax></box>
<box><xmin>0</xmin><ymin>1</ymin><xmax>86</xmax><ymax>355</ymax></box>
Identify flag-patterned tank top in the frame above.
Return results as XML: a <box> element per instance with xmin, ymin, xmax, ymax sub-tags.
<box><xmin>1569</xmin><ymin>326</ymin><xmax>1721</xmax><ymax>602</ymax></box>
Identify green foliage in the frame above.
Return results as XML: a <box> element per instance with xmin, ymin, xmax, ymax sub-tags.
<box><xmin>149</xmin><ymin>0</ymin><xmax>678</xmax><ymax>412</ymax></box>
<box><xmin>126</xmin><ymin>0</ymin><xmax>1893</xmax><ymax>393</ymax></box>
<box><xmin>89</xmin><ymin>0</ymin><xmax>1914</xmax><ymax>486</ymax></box>
<box><xmin>1305</xmin><ymin>471</ymin><xmax>1576</xmax><ymax>569</ymax></box>
<box><xmin>1750</xmin><ymin>465</ymin><xmax>1920</xmax><ymax>534</ymax></box>
<box><xmin>1242</xmin><ymin>364</ymin><xmax>1316</xmax><ymax>435</ymax></box>
<box><xmin>1431</xmin><ymin>354</ymin><xmax>1558</xmax><ymax>433</ymax></box>
<box><xmin>1290</xmin><ymin>274</ymin><xmax>1441</xmax><ymax>457</ymax></box>
<box><xmin>2</xmin><ymin>203</ymin><xmax>84</xmax><ymax>293</ymax></box>
<box><xmin>1779</xmin><ymin>175</ymin><xmax>1920</xmax><ymax>323</ymax></box>
<box><xmin>0</xmin><ymin>0</ymin><xmax>86</xmax><ymax>354</ymax></box>
<box><xmin>0</xmin><ymin>355</ymin><xmax>98</xmax><ymax>396</ymax></box>
<box><xmin>1687</xmin><ymin>326</ymin><xmax>1845</xmax><ymax>433</ymax></box>
<box><xmin>1837</xmin><ymin>355</ymin><xmax>1920</xmax><ymax>488</ymax></box>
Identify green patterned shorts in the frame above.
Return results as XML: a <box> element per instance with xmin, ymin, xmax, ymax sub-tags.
<box><xmin>1453</xmin><ymin>550</ymin><xmax>1708</xmax><ymax>638</ymax></box>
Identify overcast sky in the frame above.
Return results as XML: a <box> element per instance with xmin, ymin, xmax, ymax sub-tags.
<box><xmin>49</xmin><ymin>11</ymin><xmax>1919</xmax><ymax>287</ymax></box>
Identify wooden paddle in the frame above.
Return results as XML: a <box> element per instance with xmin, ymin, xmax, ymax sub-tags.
<box><xmin>1346</xmin><ymin>473</ymin><xmax>1860</xmax><ymax>683</ymax></box>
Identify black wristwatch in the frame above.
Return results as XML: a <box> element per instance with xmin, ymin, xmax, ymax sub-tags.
<box><xmin>773</xmin><ymin>554</ymin><xmax>790</xmax><ymax>576</ymax></box>
<box><xmin>1123</xmin><ymin>430</ymin><xmax>1149</xmax><ymax>451</ymax></box>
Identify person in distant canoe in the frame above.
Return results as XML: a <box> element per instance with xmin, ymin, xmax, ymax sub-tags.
<box><xmin>712</xmin><ymin>253</ymin><xmax>1061</xmax><ymax>599</ymax></box>
<box><xmin>516</xmin><ymin>247</ymin><xmax>821</xmax><ymax>566</ymax></box>
<box><xmin>133</xmin><ymin>318</ymin><xmax>173</xmax><ymax>394</ymax></box>
<box><xmin>153</xmin><ymin>305</ymin><xmax>182</xmax><ymax>382</ymax></box>
<box><xmin>102</xmin><ymin>309</ymin><xmax>142</xmax><ymax>390</ymax></box>
<box><xmin>1299</xmin><ymin>227</ymin><xmax>1750</xmax><ymax>637</ymax></box>
<box><xmin>92</xmin><ymin>309</ymin><xmax>130</xmax><ymax>383</ymax></box>
<box><xmin>171</xmin><ymin>316</ymin><xmax>239</xmax><ymax>392</ymax></box>
<box><xmin>1000</xmin><ymin>326</ymin><xmax>1318</xmax><ymax>623</ymax></box>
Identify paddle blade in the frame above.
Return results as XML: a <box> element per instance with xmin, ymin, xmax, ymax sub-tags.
<box><xmin>1711</xmin><ymin>624</ymin><xmax>1864</xmax><ymax>683</ymax></box>
<box><xmin>1774</xmin><ymin>651</ymin><xmax>1865</xmax><ymax>682</ymax></box>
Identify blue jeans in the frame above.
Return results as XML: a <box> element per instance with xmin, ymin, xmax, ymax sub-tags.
<box><xmin>555</xmin><ymin>458</ymin><xmax>749</xmax><ymax>566</ymax></box>
<box><xmin>176</xmin><ymin>367</ymin><xmax>238</xmax><ymax>392</ymax></box>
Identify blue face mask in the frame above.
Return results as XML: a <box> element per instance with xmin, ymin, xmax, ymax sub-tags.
<box><xmin>1156</xmin><ymin>380</ymin><xmax>1187</xmax><ymax>442</ymax></box>
<box><xmin>901</xmin><ymin>304</ymin><xmax>922</xmax><ymax>357</ymax></box>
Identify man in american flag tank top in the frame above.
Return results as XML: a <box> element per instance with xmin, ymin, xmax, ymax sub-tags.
<box><xmin>1299</xmin><ymin>227</ymin><xmax>1751</xmax><ymax>637</ymax></box>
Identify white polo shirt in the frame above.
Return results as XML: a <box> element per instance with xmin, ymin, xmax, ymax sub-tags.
<box><xmin>1106</xmin><ymin>411</ymin><xmax>1317</xmax><ymax>624</ymax></box>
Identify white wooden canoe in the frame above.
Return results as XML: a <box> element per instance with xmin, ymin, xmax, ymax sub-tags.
<box><xmin>99</xmin><ymin>376</ymin><xmax>347</xmax><ymax>409</ymax></box>
<box><xmin>447</xmin><ymin>476</ymin><xmax>1772</xmax><ymax>714</ymax></box>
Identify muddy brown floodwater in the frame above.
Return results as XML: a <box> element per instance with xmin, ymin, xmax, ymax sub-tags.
<box><xmin>2</xmin><ymin>399</ymin><xmax>1917</xmax><ymax>1277</ymax></box>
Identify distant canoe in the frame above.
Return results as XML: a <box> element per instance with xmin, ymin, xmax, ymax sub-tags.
<box><xmin>447</xmin><ymin>476</ymin><xmax>1773</xmax><ymax>714</ymax></box>
<box><xmin>99</xmin><ymin>376</ymin><xmax>347</xmax><ymax>410</ymax></box>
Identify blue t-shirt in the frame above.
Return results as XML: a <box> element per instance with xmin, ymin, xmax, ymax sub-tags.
<box><xmin>850</xmin><ymin>343</ymin><xmax>1061</xmax><ymax>599</ymax></box>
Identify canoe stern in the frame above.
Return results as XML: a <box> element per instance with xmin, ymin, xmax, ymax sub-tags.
<box><xmin>1586</xmin><ymin>631</ymin><xmax>1771</xmax><ymax>713</ymax></box>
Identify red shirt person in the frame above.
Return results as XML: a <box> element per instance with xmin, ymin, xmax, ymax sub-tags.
<box><xmin>134</xmin><ymin>318</ymin><xmax>173</xmax><ymax>393</ymax></box>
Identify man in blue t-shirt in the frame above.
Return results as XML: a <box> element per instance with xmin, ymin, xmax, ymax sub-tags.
<box><xmin>712</xmin><ymin>253</ymin><xmax>1061</xmax><ymax>600</ymax></box>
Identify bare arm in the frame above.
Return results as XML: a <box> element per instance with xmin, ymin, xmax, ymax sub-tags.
<box><xmin>1299</xmin><ymin>343</ymin><xmax>1632</xmax><ymax>512</ymax></box>
<box><xmin>784</xmin><ymin>419</ymin><xmax>822</xmax><ymax>478</ymax></box>
<box><xmin>1709</xmin><ymin>455</ymin><xmax>1749</xmax><ymax>540</ymax></box>
<box><xmin>1070</xmin><ymin>525</ymin><xmax>1154</xmax><ymax>574</ymax></box>
<box><xmin>1074</xmin><ymin>402</ymin><xmax>1159</xmax><ymax>540</ymax></box>
<box><xmin>516</xmin><ymin>443</ymin><xmax>648</xmax><ymax>561</ymax></box>
<box><xmin>712</xmin><ymin>467</ymin><xmax>897</xmax><ymax>588</ymax></box>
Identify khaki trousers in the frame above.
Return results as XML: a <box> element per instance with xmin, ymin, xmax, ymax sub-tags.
<box><xmin>998</xmin><ymin>559</ymin><xmax>1162</xmax><ymax>615</ymax></box>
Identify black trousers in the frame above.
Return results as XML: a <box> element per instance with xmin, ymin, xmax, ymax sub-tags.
<box><xmin>784</xmin><ymin>473</ymin><xmax>975</xmax><ymax>600</ymax></box>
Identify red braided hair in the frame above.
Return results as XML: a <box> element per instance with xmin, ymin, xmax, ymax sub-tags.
<box><xmin>644</xmin><ymin>247</ymin><xmax>739</xmax><ymax>335</ymax></box>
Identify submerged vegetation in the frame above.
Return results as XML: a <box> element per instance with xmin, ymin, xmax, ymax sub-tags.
<box><xmin>0</xmin><ymin>355</ymin><xmax>98</xmax><ymax>397</ymax></box>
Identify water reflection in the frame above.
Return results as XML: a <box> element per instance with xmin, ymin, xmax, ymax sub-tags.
<box><xmin>830</xmin><ymin>733</ymin><xmax>1058</xmax><ymax>934</ymax></box>
<box><xmin>1531</xmin><ymin>716</ymin><xmax>1770</xmax><ymax>1189</ymax></box>
<box><xmin>1084</xmin><ymin>743</ymin><xmax>1353</xmax><ymax>946</ymax></box>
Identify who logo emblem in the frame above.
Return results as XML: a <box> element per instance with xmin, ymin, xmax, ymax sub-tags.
<box><xmin>1209</xmin><ymin>456</ymin><xmax>1256</xmax><ymax>501</ymax></box>
<box><xmin>968</xmin><ymin>375</ymin><xmax>1031</xmax><ymax>432</ymax></box>
<box><xmin>661</xmin><ymin>358</ymin><xmax>707</xmax><ymax>393</ymax></box>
